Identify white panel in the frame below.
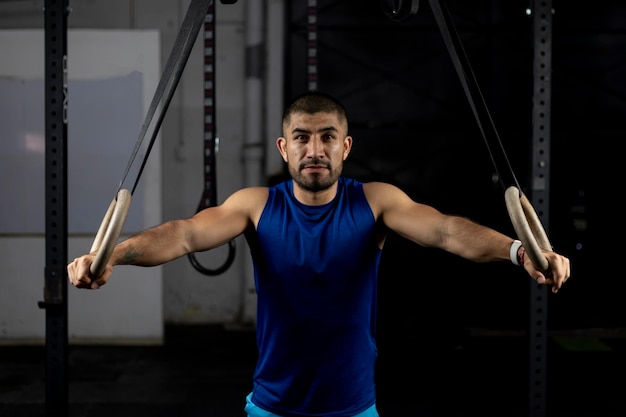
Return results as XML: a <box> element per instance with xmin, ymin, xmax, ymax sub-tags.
<box><xmin>0</xmin><ymin>29</ymin><xmax>163</xmax><ymax>343</ymax></box>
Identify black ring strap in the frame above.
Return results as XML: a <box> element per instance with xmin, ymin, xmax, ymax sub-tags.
<box><xmin>188</xmin><ymin>2</ymin><xmax>236</xmax><ymax>276</ymax></box>
<box><xmin>427</xmin><ymin>0</ymin><xmax>521</xmax><ymax>191</ymax></box>
<box><xmin>118</xmin><ymin>0</ymin><xmax>214</xmax><ymax>196</ymax></box>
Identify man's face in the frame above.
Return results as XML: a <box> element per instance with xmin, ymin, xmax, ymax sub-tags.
<box><xmin>277</xmin><ymin>111</ymin><xmax>352</xmax><ymax>193</ymax></box>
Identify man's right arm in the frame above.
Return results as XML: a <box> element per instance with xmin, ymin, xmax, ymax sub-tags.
<box><xmin>68</xmin><ymin>186</ymin><xmax>268</xmax><ymax>289</ymax></box>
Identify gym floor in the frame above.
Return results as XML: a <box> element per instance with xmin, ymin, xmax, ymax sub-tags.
<box><xmin>1</xmin><ymin>324</ymin><xmax>625</xmax><ymax>417</ymax></box>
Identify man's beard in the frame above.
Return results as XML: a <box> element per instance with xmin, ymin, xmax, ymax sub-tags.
<box><xmin>289</xmin><ymin>159</ymin><xmax>341</xmax><ymax>192</ymax></box>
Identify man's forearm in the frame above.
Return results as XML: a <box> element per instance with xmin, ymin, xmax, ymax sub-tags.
<box><xmin>112</xmin><ymin>220</ymin><xmax>190</xmax><ymax>267</ymax></box>
<box><xmin>445</xmin><ymin>215</ymin><xmax>514</xmax><ymax>263</ymax></box>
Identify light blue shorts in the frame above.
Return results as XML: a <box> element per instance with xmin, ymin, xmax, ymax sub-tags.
<box><xmin>244</xmin><ymin>393</ymin><xmax>379</xmax><ymax>417</ymax></box>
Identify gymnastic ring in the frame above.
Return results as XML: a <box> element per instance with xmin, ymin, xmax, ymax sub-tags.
<box><xmin>381</xmin><ymin>0</ymin><xmax>420</xmax><ymax>22</ymax></box>
<box><xmin>504</xmin><ymin>186</ymin><xmax>551</xmax><ymax>273</ymax></box>
<box><xmin>187</xmin><ymin>239</ymin><xmax>236</xmax><ymax>276</ymax></box>
<box><xmin>90</xmin><ymin>189</ymin><xmax>132</xmax><ymax>277</ymax></box>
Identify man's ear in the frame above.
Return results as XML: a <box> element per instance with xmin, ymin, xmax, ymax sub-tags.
<box><xmin>276</xmin><ymin>137</ymin><xmax>288</xmax><ymax>162</ymax></box>
<box><xmin>343</xmin><ymin>135</ymin><xmax>353</xmax><ymax>160</ymax></box>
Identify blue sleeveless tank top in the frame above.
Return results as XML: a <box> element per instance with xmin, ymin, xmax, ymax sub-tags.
<box><xmin>247</xmin><ymin>176</ymin><xmax>382</xmax><ymax>417</ymax></box>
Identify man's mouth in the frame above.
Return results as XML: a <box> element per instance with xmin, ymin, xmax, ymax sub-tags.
<box><xmin>302</xmin><ymin>165</ymin><xmax>328</xmax><ymax>173</ymax></box>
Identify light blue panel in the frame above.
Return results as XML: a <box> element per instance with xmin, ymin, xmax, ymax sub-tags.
<box><xmin>0</xmin><ymin>72</ymin><xmax>147</xmax><ymax>234</ymax></box>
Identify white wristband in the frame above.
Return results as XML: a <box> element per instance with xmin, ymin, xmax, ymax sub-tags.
<box><xmin>510</xmin><ymin>240</ymin><xmax>522</xmax><ymax>266</ymax></box>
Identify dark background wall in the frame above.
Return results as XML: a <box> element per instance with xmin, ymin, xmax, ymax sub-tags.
<box><xmin>285</xmin><ymin>0</ymin><xmax>625</xmax><ymax>340</ymax></box>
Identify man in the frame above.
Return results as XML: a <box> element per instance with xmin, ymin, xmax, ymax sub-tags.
<box><xmin>68</xmin><ymin>91</ymin><xmax>570</xmax><ymax>417</ymax></box>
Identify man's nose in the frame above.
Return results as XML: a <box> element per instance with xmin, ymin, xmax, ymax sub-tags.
<box><xmin>306</xmin><ymin>136</ymin><xmax>324</xmax><ymax>157</ymax></box>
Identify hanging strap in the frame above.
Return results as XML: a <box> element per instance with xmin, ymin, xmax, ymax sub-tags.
<box><xmin>118</xmin><ymin>0</ymin><xmax>214</xmax><ymax>195</ymax></box>
<box><xmin>427</xmin><ymin>0</ymin><xmax>520</xmax><ymax>191</ymax></box>
<box><xmin>89</xmin><ymin>0</ymin><xmax>214</xmax><ymax>277</ymax></box>
<box><xmin>427</xmin><ymin>0</ymin><xmax>552</xmax><ymax>272</ymax></box>
<box><xmin>187</xmin><ymin>2</ymin><xmax>236</xmax><ymax>276</ymax></box>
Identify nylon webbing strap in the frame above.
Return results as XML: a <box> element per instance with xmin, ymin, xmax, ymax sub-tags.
<box><xmin>187</xmin><ymin>3</ymin><xmax>236</xmax><ymax>277</ymax></box>
<box><xmin>118</xmin><ymin>0</ymin><xmax>214</xmax><ymax>196</ymax></box>
<box><xmin>427</xmin><ymin>0</ymin><xmax>520</xmax><ymax>191</ymax></box>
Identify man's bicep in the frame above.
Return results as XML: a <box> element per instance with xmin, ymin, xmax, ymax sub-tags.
<box><xmin>383</xmin><ymin>197</ymin><xmax>447</xmax><ymax>248</ymax></box>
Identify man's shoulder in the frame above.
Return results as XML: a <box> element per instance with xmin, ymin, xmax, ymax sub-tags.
<box><xmin>361</xmin><ymin>181</ymin><xmax>406</xmax><ymax>214</ymax></box>
<box><xmin>228</xmin><ymin>187</ymin><xmax>270</xmax><ymax>226</ymax></box>
<box><xmin>238</xmin><ymin>186</ymin><xmax>271</xmax><ymax>200</ymax></box>
<box><xmin>361</xmin><ymin>180</ymin><xmax>396</xmax><ymax>192</ymax></box>
<box><xmin>229</xmin><ymin>186</ymin><xmax>270</xmax><ymax>210</ymax></box>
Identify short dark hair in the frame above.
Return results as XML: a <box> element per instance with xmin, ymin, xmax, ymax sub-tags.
<box><xmin>282</xmin><ymin>91</ymin><xmax>348</xmax><ymax>130</ymax></box>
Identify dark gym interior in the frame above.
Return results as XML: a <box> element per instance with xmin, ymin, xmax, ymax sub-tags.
<box><xmin>2</xmin><ymin>1</ymin><xmax>625</xmax><ymax>416</ymax></box>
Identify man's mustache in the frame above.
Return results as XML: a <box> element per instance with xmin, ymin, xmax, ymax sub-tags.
<box><xmin>299</xmin><ymin>158</ymin><xmax>331</xmax><ymax>170</ymax></box>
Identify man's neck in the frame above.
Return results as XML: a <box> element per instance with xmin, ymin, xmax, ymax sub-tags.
<box><xmin>292</xmin><ymin>180</ymin><xmax>338</xmax><ymax>206</ymax></box>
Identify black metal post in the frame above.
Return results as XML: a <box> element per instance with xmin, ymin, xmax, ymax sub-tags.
<box><xmin>528</xmin><ymin>1</ymin><xmax>553</xmax><ymax>416</ymax></box>
<box><xmin>38</xmin><ymin>1</ymin><xmax>70</xmax><ymax>416</ymax></box>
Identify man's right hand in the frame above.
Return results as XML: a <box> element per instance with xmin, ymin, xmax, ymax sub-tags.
<box><xmin>67</xmin><ymin>254</ymin><xmax>111</xmax><ymax>290</ymax></box>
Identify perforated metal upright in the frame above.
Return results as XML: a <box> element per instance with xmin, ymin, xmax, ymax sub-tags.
<box><xmin>38</xmin><ymin>1</ymin><xmax>70</xmax><ymax>416</ymax></box>
<box><xmin>306</xmin><ymin>0</ymin><xmax>318</xmax><ymax>91</ymax></box>
<box><xmin>528</xmin><ymin>1</ymin><xmax>553</xmax><ymax>416</ymax></box>
<box><xmin>202</xmin><ymin>3</ymin><xmax>217</xmax><ymax>209</ymax></box>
